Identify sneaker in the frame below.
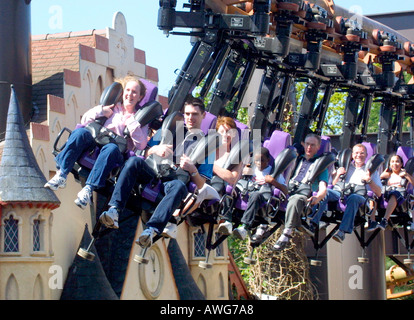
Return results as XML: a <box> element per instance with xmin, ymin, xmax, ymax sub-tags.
<box><xmin>366</xmin><ymin>220</ymin><xmax>378</xmax><ymax>232</ymax></box>
<box><xmin>74</xmin><ymin>185</ymin><xmax>93</xmax><ymax>209</ymax></box>
<box><xmin>272</xmin><ymin>232</ymin><xmax>292</xmax><ymax>251</ymax></box>
<box><xmin>162</xmin><ymin>222</ymin><xmax>177</xmax><ymax>239</ymax></box>
<box><xmin>44</xmin><ymin>170</ymin><xmax>67</xmax><ymax>190</ymax></box>
<box><xmin>137</xmin><ymin>227</ymin><xmax>156</xmax><ymax>248</ymax></box>
<box><xmin>272</xmin><ymin>239</ymin><xmax>289</xmax><ymax>251</ymax></box>
<box><xmin>377</xmin><ymin>218</ymin><xmax>388</xmax><ymax>231</ymax></box>
<box><xmin>332</xmin><ymin>230</ymin><xmax>345</xmax><ymax>243</ymax></box>
<box><xmin>251</xmin><ymin>224</ymin><xmax>269</xmax><ymax>242</ymax></box>
<box><xmin>232</xmin><ymin>225</ymin><xmax>247</xmax><ymax>240</ymax></box>
<box><xmin>99</xmin><ymin>206</ymin><xmax>119</xmax><ymax>229</ymax></box>
<box><xmin>217</xmin><ymin>221</ymin><xmax>233</xmax><ymax>235</ymax></box>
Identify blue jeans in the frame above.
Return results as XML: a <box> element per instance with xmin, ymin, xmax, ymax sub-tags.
<box><xmin>339</xmin><ymin>193</ymin><xmax>367</xmax><ymax>233</ymax></box>
<box><xmin>55</xmin><ymin>127</ymin><xmax>124</xmax><ymax>189</ymax></box>
<box><xmin>310</xmin><ymin>189</ymin><xmax>366</xmax><ymax>233</ymax></box>
<box><xmin>108</xmin><ymin>156</ymin><xmax>188</xmax><ymax>234</ymax></box>
<box><xmin>310</xmin><ymin>189</ymin><xmax>341</xmax><ymax>225</ymax></box>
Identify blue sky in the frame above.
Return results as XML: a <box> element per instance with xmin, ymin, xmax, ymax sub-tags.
<box><xmin>30</xmin><ymin>1</ymin><xmax>413</xmax><ymax>97</ymax></box>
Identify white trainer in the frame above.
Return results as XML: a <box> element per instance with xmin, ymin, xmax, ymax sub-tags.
<box><xmin>217</xmin><ymin>220</ymin><xmax>233</xmax><ymax>235</ymax></box>
<box><xmin>232</xmin><ymin>225</ymin><xmax>247</xmax><ymax>240</ymax></box>
<box><xmin>44</xmin><ymin>170</ymin><xmax>67</xmax><ymax>190</ymax></box>
<box><xmin>74</xmin><ymin>185</ymin><xmax>93</xmax><ymax>209</ymax></box>
<box><xmin>162</xmin><ymin>222</ymin><xmax>178</xmax><ymax>239</ymax></box>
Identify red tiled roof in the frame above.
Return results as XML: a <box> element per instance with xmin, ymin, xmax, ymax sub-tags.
<box><xmin>31</xmin><ymin>30</ymin><xmax>105</xmax><ymax>123</ymax></box>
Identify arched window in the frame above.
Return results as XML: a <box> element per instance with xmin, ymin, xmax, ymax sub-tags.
<box><xmin>193</xmin><ymin>229</ymin><xmax>206</xmax><ymax>258</ymax></box>
<box><xmin>33</xmin><ymin>219</ymin><xmax>41</xmax><ymax>252</ymax></box>
<box><xmin>31</xmin><ymin>213</ymin><xmax>45</xmax><ymax>254</ymax></box>
<box><xmin>3</xmin><ymin>215</ymin><xmax>19</xmax><ymax>253</ymax></box>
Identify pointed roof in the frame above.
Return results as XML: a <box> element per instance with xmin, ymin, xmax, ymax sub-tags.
<box><xmin>167</xmin><ymin>239</ymin><xmax>205</xmax><ymax>300</ymax></box>
<box><xmin>0</xmin><ymin>86</ymin><xmax>60</xmax><ymax>206</ymax></box>
<box><xmin>60</xmin><ymin>224</ymin><xmax>119</xmax><ymax>300</ymax></box>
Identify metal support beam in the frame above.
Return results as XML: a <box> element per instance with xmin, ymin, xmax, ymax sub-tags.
<box><xmin>293</xmin><ymin>79</ymin><xmax>320</xmax><ymax>144</ymax></box>
<box><xmin>167</xmin><ymin>37</ymin><xmax>218</xmax><ymax>115</ymax></box>
<box><xmin>340</xmin><ymin>90</ymin><xmax>362</xmax><ymax>150</ymax></box>
<box><xmin>377</xmin><ymin>97</ymin><xmax>395</xmax><ymax>155</ymax></box>
<box><xmin>207</xmin><ymin>49</ymin><xmax>244</xmax><ymax>115</ymax></box>
<box><xmin>249</xmin><ymin>65</ymin><xmax>280</xmax><ymax>141</ymax></box>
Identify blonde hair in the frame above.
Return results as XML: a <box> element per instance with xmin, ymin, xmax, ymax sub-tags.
<box><xmin>115</xmin><ymin>74</ymin><xmax>146</xmax><ymax>100</ymax></box>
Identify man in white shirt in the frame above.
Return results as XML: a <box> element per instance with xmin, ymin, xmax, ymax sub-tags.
<box><xmin>331</xmin><ymin>144</ymin><xmax>382</xmax><ymax>243</ymax></box>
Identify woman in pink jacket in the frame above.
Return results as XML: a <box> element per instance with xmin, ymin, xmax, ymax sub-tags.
<box><xmin>44</xmin><ymin>75</ymin><xmax>148</xmax><ymax>209</ymax></box>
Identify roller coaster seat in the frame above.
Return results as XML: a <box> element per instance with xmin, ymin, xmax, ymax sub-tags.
<box><xmin>376</xmin><ymin>147</ymin><xmax>414</xmax><ymax>226</ymax></box>
<box><xmin>362</xmin><ymin>142</ymin><xmax>377</xmax><ymax>166</ymax></box>
<box><xmin>235</xmin><ymin>120</ymin><xmax>249</xmax><ymax>141</ymax></box>
<box><xmin>318</xmin><ymin>135</ymin><xmax>332</xmax><ymax>155</ymax></box>
<box><xmin>185</xmin><ymin>138</ymin><xmax>251</xmax><ymax>228</ymax></box>
<box><xmin>53</xmin><ymin>80</ymin><xmax>161</xmax><ymax>184</ymax></box>
<box><xmin>139</xmin><ymin>122</ymin><xmax>220</xmax><ymax>224</ymax></box>
<box><xmin>232</xmin><ymin>130</ymin><xmax>296</xmax><ymax>225</ymax></box>
<box><xmin>263</xmin><ymin>130</ymin><xmax>292</xmax><ymax>158</ymax></box>
<box><xmin>185</xmin><ymin>120</ymin><xmax>251</xmax><ymax>225</ymax></box>
<box><xmin>325</xmin><ymin>143</ymin><xmax>382</xmax><ymax>226</ymax></box>
<box><xmin>200</xmin><ymin>111</ymin><xmax>217</xmax><ymax>135</ymax></box>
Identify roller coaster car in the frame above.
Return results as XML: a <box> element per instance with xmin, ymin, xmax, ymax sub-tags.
<box><xmin>377</xmin><ymin>150</ymin><xmax>414</xmax><ymax>265</ymax></box>
<box><xmin>134</xmin><ymin>121</ymin><xmax>221</xmax><ymax>265</ymax></box>
<box><xmin>79</xmin><ymin>111</ymin><xmax>185</xmax><ymax>261</ymax></box>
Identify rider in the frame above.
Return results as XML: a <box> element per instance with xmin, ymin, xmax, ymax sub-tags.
<box><xmin>98</xmin><ymin>96</ymin><xmax>214</xmax><ymax>248</ymax></box>
<box><xmin>179</xmin><ymin>116</ymin><xmax>244</xmax><ymax>219</ymax></box>
<box><xmin>273</xmin><ymin>133</ymin><xmax>328</xmax><ymax>251</ymax></box>
<box><xmin>367</xmin><ymin>154</ymin><xmax>414</xmax><ymax>231</ymax></box>
<box><xmin>232</xmin><ymin>147</ymin><xmax>288</xmax><ymax>241</ymax></box>
<box><xmin>44</xmin><ymin>75</ymin><xmax>148</xmax><ymax>209</ymax></box>
<box><xmin>329</xmin><ymin>143</ymin><xmax>382</xmax><ymax>243</ymax></box>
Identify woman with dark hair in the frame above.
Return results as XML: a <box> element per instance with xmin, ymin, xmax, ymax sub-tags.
<box><xmin>44</xmin><ymin>75</ymin><xmax>148</xmax><ymax>209</ymax></box>
<box><xmin>368</xmin><ymin>154</ymin><xmax>414</xmax><ymax>231</ymax></box>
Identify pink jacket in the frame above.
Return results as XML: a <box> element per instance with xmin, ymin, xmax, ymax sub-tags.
<box><xmin>81</xmin><ymin>102</ymin><xmax>148</xmax><ymax>152</ymax></box>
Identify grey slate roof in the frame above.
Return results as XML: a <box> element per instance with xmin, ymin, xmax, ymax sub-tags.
<box><xmin>0</xmin><ymin>86</ymin><xmax>60</xmax><ymax>205</ymax></box>
<box><xmin>167</xmin><ymin>239</ymin><xmax>206</xmax><ymax>300</ymax></box>
<box><xmin>60</xmin><ymin>224</ymin><xmax>119</xmax><ymax>300</ymax></box>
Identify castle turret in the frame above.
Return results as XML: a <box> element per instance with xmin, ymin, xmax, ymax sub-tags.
<box><xmin>0</xmin><ymin>86</ymin><xmax>60</xmax><ymax>300</ymax></box>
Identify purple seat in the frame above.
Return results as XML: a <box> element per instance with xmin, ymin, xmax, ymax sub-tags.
<box><xmin>233</xmin><ymin>130</ymin><xmax>292</xmax><ymax>213</ymax></box>
<box><xmin>138</xmin><ymin>79</ymin><xmax>158</xmax><ymax>108</ymax></box>
<box><xmin>396</xmin><ymin>146</ymin><xmax>413</xmax><ymax>165</ymax></box>
<box><xmin>234</xmin><ymin>119</ymin><xmax>249</xmax><ymax>141</ymax></box>
<box><xmin>76</xmin><ymin>80</ymin><xmax>158</xmax><ymax>170</ymax></box>
<box><xmin>201</xmin><ymin>111</ymin><xmax>217</xmax><ymax>135</ymax></box>
<box><xmin>317</xmin><ymin>135</ymin><xmax>332</xmax><ymax>155</ymax></box>
<box><xmin>263</xmin><ymin>130</ymin><xmax>291</xmax><ymax>159</ymax></box>
<box><xmin>362</xmin><ymin>142</ymin><xmax>377</xmax><ymax>162</ymax></box>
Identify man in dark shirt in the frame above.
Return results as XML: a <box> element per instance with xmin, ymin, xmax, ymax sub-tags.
<box><xmin>273</xmin><ymin>133</ymin><xmax>328</xmax><ymax>251</ymax></box>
